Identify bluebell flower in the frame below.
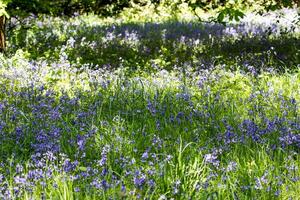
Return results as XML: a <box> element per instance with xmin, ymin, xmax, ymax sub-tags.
<box><xmin>141</xmin><ymin>151</ymin><xmax>149</xmax><ymax>160</ymax></box>
<box><xmin>226</xmin><ymin>161</ymin><xmax>237</xmax><ymax>172</ymax></box>
<box><xmin>172</xmin><ymin>180</ymin><xmax>181</xmax><ymax>195</ymax></box>
<box><xmin>74</xmin><ymin>187</ymin><xmax>80</xmax><ymax>192</ymax></box>
<box><xmin>14</xmin><ymin>176</ymin><xmax>27</xmax><ymax>185</ymax></box>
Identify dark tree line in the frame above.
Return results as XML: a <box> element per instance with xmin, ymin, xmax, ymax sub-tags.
<box><xmin>7</xmin><ymin>0</ymin><xmax>131</xmax><ymax>17</ymax></box>
<box><xmin>5</xmin><ymin>0</ymin><xmax>299</xmax><ymax>18</ymax></box>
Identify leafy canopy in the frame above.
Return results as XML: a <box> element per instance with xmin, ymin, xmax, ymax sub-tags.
<box><xmin>0</xmin><ymin>0</ymin><xmax>10</xmax><ymax>17</ymax></box>
<box><xmin>0</xmin><ymin>0</ymin><xmax>299</xmax><ymax>23</ymax></box>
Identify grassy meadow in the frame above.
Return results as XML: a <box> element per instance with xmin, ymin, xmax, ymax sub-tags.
<box><xmin>0</xmin><ymin>7</ymin><xmax>299</xmax><ymax>200</ymax></box>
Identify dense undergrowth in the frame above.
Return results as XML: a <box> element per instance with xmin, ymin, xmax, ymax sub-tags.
<box><xmin>0</xmin><ymin>8</ymin><xmax>299</xmax><ymax>200</ymax></box>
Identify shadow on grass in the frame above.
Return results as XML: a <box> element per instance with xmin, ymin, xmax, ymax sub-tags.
<box><xmin>7</xmin><ymin>20</ymin><xmax>300</xmax><ymax>73</ymax></box>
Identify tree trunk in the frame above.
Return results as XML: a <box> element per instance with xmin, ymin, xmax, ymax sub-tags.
<box><xmin>0</xmin><ymin>15</ymin><xmax>6</xmax><ymax>53</ymax></box>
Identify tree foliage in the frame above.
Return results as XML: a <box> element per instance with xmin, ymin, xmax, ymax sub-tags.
<box><xmin>0</xmin><ymin>0</ymin><xmax>10</xmax><ymax>17</ymax></box>
<box><xmin>5</xmin><ymin>0</ymin><xmax>131</xmax><ymax>17</ymax></box>
<box><xmin>0</xmin><ymin>0</ymin><xmax>297</xmax><ymax>24</ymax></box>
<box><xmin>2</xmin><ymin>0</ymin><xmax>299</xmax><ymax>19</ymax></box>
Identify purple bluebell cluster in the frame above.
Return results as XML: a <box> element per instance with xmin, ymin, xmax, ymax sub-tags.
<box><xmin>7</xmin><ymin>8</ymin><xmax>299</xmax><ymax>73</ymax></box>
